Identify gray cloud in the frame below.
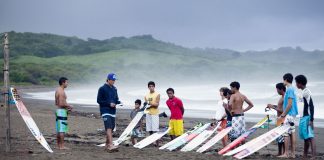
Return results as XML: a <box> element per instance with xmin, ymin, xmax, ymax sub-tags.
<box><xmin>1</xmin><ymin>0</ymin><xmax>324</xmax><ymax>51</ymax></box>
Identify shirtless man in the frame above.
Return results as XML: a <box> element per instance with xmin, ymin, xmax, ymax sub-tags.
<box><xmin>266</xmin><ymin>83</ymin><xmax>286</xmax><ymax>155</ymax></box>
<box><xmin>228</xmin><ymin>81</ymin><xmax>254</xmax><ymax>142</ymax></box>
<box><xmin>55</xmin><ymin>77</ymin><xmax>73</xmax><ymax>150</ymax></box>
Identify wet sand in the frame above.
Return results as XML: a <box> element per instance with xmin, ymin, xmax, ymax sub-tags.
<box><xmin>1</xmin><ymin>86</ymin><xmax>324</xmax><ymax>160</ymax></box>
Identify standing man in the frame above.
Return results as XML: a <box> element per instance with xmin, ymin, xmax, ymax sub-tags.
<box><xmin>166</xmin><ymin>88</ymin><xmax>184</xmax><ymax>140</ymax></box>
<box><xmin>97</xmin><ymin>73</ymin><xmax>121</xmax><ymax>152</ymax></box>
<box><xmin>55</xmin><ymin>77</ymin><xmax>73</xmax><ymax>150</ymax></box>
<box><xmin>295</xmin><ymin>75</ymin><xmax>316</xmax><ymax>158</ymax></box>
<box><xmin>278</xmin><ymin>73</ymin><xmax>298</xmax><ymax>158</ymax></box>
<box><xmin>266</xmin><ymin>83</ymin><xmax>286</xmax><ymax>156</ymax></box>
<box><xmin>228</xmin><ymin>81</ymin><xmax>254</xmax><ymax>142</ymax></box>
<box><xmin>145</xmin><ymin>81</ymin><xmax>160</xmax><ymax>146</ymax></box>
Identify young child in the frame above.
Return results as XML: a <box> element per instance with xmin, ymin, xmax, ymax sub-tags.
<box><xmin>130</xmin><ymin>99</ymin><xmax>144</xmax><ymax>145</ymax></box>
<box><xmin>215</xmin><ymin>87</ymin><xmax>230</xmax><ymax>147</ymax></box>
<box><xmin>295</xmin><ymin>75</ymin><xmax>316</xmax><ymax>158</ymax></box>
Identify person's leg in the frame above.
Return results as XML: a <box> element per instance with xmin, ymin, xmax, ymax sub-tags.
<box><xmin>107</xmin><ymin>129</ymin><xmax>113</xmax><ymax>146</ymax></box>
<box><xmin>59</xmin><ymin>133</ymin><xmax>65</xmax><ymax>149</ymax></box>
<box><xmin>152</xmin><ymin>114</ymin><xmax>160</xmax><ymax>146</ymax></box>
<box><xmin>278</xmin><ymin>136</ymin><xmax>289</xmax><ymax>158</ymax></box>
<box><xmin>290</xmin><ymin>132</ymin><xmax>296</xmax><ymax>158</ymax></box>
<box><xmin>146</xmin><ymin>114</ymin><xmax>152</xmax><ymax>134</ymax></box>
<box><xmin>169</xmin><ymin>120</ymin><xmax>175</xmax><ymax>140</ymax></box>
<box><xmin>131</xmin><ymin>138</ymin><xmax>137</xmax><ymax>145</ymax></box>
<box><xmin>310</xmin><ymin>138</ymin><xmax>316</xmax><ymax>158</ymax></box>
<box><xmin>278</xmin><ymin>144</ymin><xmax>281</xmax><ymax>156</ymax></box>
<box><xmin>56</xmin><ymin>132</ymin><xmax>61</xmax><ymax>148</ymax></box>
<box><xmin>303</xmin><ymin>139</ymin><xmax>309</xmax><ymax>158</ymax></box>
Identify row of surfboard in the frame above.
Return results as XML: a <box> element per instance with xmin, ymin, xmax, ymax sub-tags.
<box><xmin>9</xmin><ymin>87</ymin><xmax>289</xmax><ymax>159</ymax></box>
<box><xmin>96</xmin><ymin>103</ymin><xmax>290</xmax><ymax>159</ymax></box>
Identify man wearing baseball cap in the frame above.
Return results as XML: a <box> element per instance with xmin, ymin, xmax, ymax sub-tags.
<box><xmin>97</xmin><ymin>73</ymin><xmax>121</xmax><ymax>152</ymax></box>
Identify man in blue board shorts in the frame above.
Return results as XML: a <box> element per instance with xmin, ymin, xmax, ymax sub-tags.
<box><xmin>295</xmin><ymin>74</ymin><xmax>316</xmax><ymax>158</ymax></box>
<box><xmin>55</xmin><ymin>77</ymin><xmax>73</xmax><ymax>150</ymax></box>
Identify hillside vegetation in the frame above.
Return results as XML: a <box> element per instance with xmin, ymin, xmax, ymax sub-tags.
<box><xmin>1</xmin><ymin>31</ymin><xmax>323</xmax><ymax>85</ymax></box>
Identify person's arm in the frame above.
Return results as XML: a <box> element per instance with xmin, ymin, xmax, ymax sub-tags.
<box><xmin>310</xmin><ymin>104</ymin><xmax>314</xmax><ymax>129</ymax></box>
<box><xmin>228</xmin><ymin>96</ymin><xmax>234</xmax><ymax>111</ymax></box>
<box><xmin>150</xmin><ymin>94</ymin><xmax>160</xmax><ymax>109</ymax></box>
<box><xmin>266</xmin><ymin>103</ymin><xmax>283</xmax><ymax>113</ymax></box>
<box><xmin>281</xmin><ymin>98</ymin><xmax>292</xmax><ymax>117</ymax></box>
<box><xmin>179</xmin><ymin>99</ymin><xmax>184</xmax><ymax>115</ymax></box>
<box><xmin>243</xmin><ymin>96</ymin><xmax>254</xmax><ymax>112</ymax></box>
<box><xmin>97</xmin><ymin>87</ymin><xmax>109</xmax><ymax>107</ymax></box>
<box><xmin>115</xmin><ymin>87</ymin><xmax>121</xmax><ymax>105</ymax></box>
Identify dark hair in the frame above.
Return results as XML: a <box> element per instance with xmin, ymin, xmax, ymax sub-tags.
<box><xmin>148</xmin><ymin>81</ymin><xmax>155</xmax><ymax>87</ymax></box>
<box><xmin>230</xmin><ymin>81</ymin><xmax>240</xmax><ymax>90</ymax></box>
<box><xmin>135</xmin><ymin>99</ymin><xmax>141</xmax><ymax>105</ymax></box>
<box><xmin>219</xmin><ymin>87</ymin><xmax>228</xmax><ymax>92</ymax></box>
<box><xmin>283</xmin><ymin>73</ymin><xmax>293</xmax><ymax>83</ymax></box>
<box><xmin>276</xmin><ymin>83</ymin><xmax>286</xmax><ymax>92</ymax></box>
<box><xmin>223</xmin><ymin>88</ymin><xmax>231</xmax><ymax>96</ymax></box>
<box><xmin>295</xmin><ymin>75</ymin><xmax>307</xmax><ymax>86</ymax></box>
<box><xmin>166</xmin><ymin>88</ymin><xmax>174</xmax><ymax>94</ymax></box>
<box><xmin>59</xmin><ymin>77</ymin><xmax>68</xmax><ymax>85</ymax></box>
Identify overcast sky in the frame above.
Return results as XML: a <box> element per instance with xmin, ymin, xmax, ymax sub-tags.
<box><xmin>1</xmin><ymin>0</ymin><xmax>324</xmax><ymax>51</ymax></box>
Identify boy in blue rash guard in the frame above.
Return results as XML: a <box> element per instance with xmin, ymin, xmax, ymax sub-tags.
<box><xmin>278</xmin><ymin>73</ymin><xmax>298</xmax><ymax>158</ymax></box>
<box><xmin>295</xmin><ymin>75</ymin><xmax>316</xmax><ymax>158</ymax></box>
<box><xmin>97</xmin><ymin>73</ymin><xmax>121</xmax><ymax>152</ymax></box>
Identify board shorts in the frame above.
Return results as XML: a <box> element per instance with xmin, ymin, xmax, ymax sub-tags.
<box><xmin>276</xmin><ymin>134</ymin><xmax>285</xmax><ymax>144</ymax></box>
<box><xmin>276</xmin><ymin>117</ymin><xmax>285</xmax><ymax>144</ymax></box>
<box><xmin>102</xmin><ymin>114</ymin><xmax>115</xmax><ymax>131</ymax></box>
<box><xmin>217</xmin><ymin>119</ymin><xmax>227</xmax><ymax>132</ymax></box>
<box><xmin>146</xmin><ymin>114</ymin><xmax>159</xmax><ymax>132</ymax></box>
<box><xmin>131</xmin><ymin>127</ymin><xmax>145</xmax><ymax>138</ymax></box>
<box><xmin>228</xmin><ymin>114</ymin><xmax>246</xmax><ymax>141</ymax></box>
<box><xmin>168</xmin><ymin>119</ymin><xmax>184</xmax><ymax>136</ymax></box>
<box><xmin>283</xmin><ymin>115</ymin><xmax>297</xmax><ymax>137</ymax></box>
<box><xmin>299</xmin><ymin>115</ymin><xmax>314</xmax><ymax>140</ymax></box>
<box><xmin>56</xmin><ymin>109</ymin><xmax>68</xmax><ymax>133</ymax></box>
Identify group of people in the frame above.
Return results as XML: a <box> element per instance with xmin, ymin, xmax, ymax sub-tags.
<box><xmin>54</xmin><ymin>72</ymin><xmax>316</xmax><ymax>158</ymax></box>
<box><xmin>267</xmin><ymin>73</ymin><xmax>316</xmax><ymax>158</ymax></box>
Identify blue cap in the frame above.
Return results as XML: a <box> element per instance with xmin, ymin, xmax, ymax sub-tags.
<box><xmin>107</xmin><ymin>73</ymin><xmax>117</xmax><ymax>81</ymax></box>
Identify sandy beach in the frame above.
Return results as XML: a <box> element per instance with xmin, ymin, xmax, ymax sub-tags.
<box><xmin>1</xmin><ymin>86</ymin><xmax>324</xmax><ymax>160</ymax></box>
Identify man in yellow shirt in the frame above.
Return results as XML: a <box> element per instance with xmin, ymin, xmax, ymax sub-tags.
<box><xmin>145</xmin><ymin>81</ymin><xmax>160</xmax><ymax>146</ymax></box>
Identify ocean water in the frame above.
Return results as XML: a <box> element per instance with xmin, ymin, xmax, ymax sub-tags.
<box><xmin>25</xmin><ymin>81</ymin><xmax>324</xmax><ymax>127</ymax></box>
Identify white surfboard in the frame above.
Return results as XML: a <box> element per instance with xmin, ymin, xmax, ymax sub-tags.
<box><xmin>97</xmin><ymin>105</ymin><xmax>149</xmax><ymax>147</ymax></box>
<box><xmin>223</xmin><ymin>125</ymin><xmax>283</xmax><ymax>156</ymax></box>
<box><xmin>134</xmin><ymin>127</ymin><xmax>171</xmax><ymax>149</ymax></box>
<box><xmin>180</xmin><ymin>122</ymin><xmax>220</xmax><ymax>152</ymax></box>
<box><xmin>196</xmin><ymin>126</ymin><xmax>232</xmax><ymax>153</ymax></box>
<box><xmin>234</xmin><ymin>125</ymin><xmax>290</xmax><ymax>159</ymax></box>
<box><xmin>167</xmin><ymin>123</ymin><xmax>211</xmax><ymax>151</ymax></box>
<box><xmin>159</xmin><ymin>123</ymin><xmax>203</xmax><ymax>150</ymax></box>
<box><xmin>113</xmin><ymin>111</ymin><xmax>145</xmax><ymax>145</ymax></box>
<box><xmin>10</xmin><ymin>88</ymin><xmax>53</xmax><ymax>153</ymax></box>
<box><xmin>218</xmin><ymin>115</ymin><xmax>269</xmax><ymax>155</ymax></box>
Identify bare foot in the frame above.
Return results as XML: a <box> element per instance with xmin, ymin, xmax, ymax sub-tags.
<box><xmin>105</xmin><ymin>145</ymin><xmax>119</xmax><ymax>152</ymax></box>
<box><xmin>277</xmin><ymin>154</ymin><xmax>289</xmax><ymax>158</ymax></box>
